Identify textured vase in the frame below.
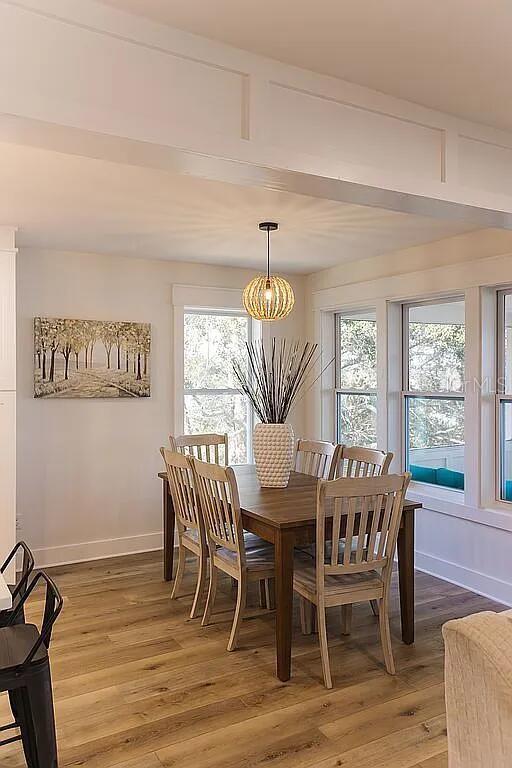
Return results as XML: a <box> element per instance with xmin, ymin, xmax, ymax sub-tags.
<box><xmin>253</xmin><ymin>422</ymin><xmax>294</xmax><ymax>488</ymax></box>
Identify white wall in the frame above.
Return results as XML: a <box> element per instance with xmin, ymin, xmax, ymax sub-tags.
<box><xmin>0</xmin><ymin>227</ymin><xmax>16</xmax><ymax>570</ymax></box>
<box><xmin>16</xmin><ymin>248</ymin><xmax>305</xmax><ymax>566</ymax></box>
<box><xmin>306</xmin><ymin>228</ymin><xmax>512</xmax><ymax>606</ymax></box>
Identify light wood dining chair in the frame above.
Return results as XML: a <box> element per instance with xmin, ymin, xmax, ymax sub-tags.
<box><xmin>170</xmin><ymin>433</ymin><xmax>229</xmax><ymax>465</ymax></box>
<box><xmin>160</xmin><ymin>447</ymin><xmax>208</xmax><ymax>619</ymax></box>
<box><xmin>192</xmin><ymin>458</ymin><xmax>275</xmax><ymax>651</ymax></box>
<box><xmin>295</xmin><ymin>439</ymin><xmax>338</xmax><ymax>480</ymax></box>
<box><xmin>333</xmin><ymin>446</ymin><xmax>394</xmax><ymax>617</ymax></box>
<box><xmin>293</xmin><ymin>472</ymin><xmax>411</xmax><ymax>688</ymax></box>
<box><xmin>333</xmin><ymin>445</ymin><xmax>393</xmax><ymax>479</ymax></box>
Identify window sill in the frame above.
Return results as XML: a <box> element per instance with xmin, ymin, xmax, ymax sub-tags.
<box><xmin>407</xmin><ymin>482</ymin><xmax>512</xmax><ymax>534</ymax></box>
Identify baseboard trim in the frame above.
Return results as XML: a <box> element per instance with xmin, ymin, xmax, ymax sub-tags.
<box><xmin>32</xmin><ymin>532</ymin><xmax>163</xmax><ymax>568</ymax></box>
<box><xmin>416</xmin><ymin>550</ymin><xmax>512</xmax><ymax>608</ymax></box>
<box><xmin>32</xmin><ymin>536</ymin><xmax>512</xmax><ymax>608</ymax></box>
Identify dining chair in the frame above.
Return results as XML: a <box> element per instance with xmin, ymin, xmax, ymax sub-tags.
<box><xmin>333</xmin><ymin>445</ymin><xmax>393</xmax><ymax>479</ymax></box>
<box><xmin>0</xmin><ymin>570</ymin><xmax>63</xmax><ymax>767</ymax></box>
<box><xmin>160</xmin><ymin>447</ymin><xmax>208</xmax><ymax>619</ymax></box>
<box><xmin>169</xmin><ymin>433</ymin><xmax>229</xmax><ymax>465</ymax></box>
<box><xmin>192</xmin><ymin>458</ymin><xmax>275</xmax><ymax>651</ymax></box>
<box><xmin>333</xmin><ymin>446</ymin><xmax>394</xmax><ymax>617</ymax></box>
<box><xmin>295</xmin><ymin>439</ymin><xmax>338</xmax><ymax>480</ymax></box>
<box><xmin>293</xmin><ymin>471</ymin><xmax>411</xmax><ymax>688</ymax></box>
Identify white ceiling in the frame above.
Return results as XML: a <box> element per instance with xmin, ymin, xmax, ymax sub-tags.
<box><xmin>99</xmin><ymin>0</ymin><xmax>512</xmax><ymax>133</ymax></box>
<box><xmin>2</xmin><ymin>142</ymin><xmax>477</xmax><ymax>274</ymax></box>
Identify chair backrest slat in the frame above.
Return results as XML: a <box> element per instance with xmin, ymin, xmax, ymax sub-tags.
<box><xmin>295</xmin><ymin>440</ymin><xmax>338</xmax><ymax>480</ymax></box>
<box><xmin>170</xmin><ymin>433</ymin><xmax>229</xmax><ymax>466</ymax></box>
<box><xmin>331</xmin><ymin>498</ymin><xmax>342</xmax><ymax>567</ymax></box>
<box><xmin>192</xmin><ymin>459</ymin><xmax>245</xmax><ymax>565</ymax></box>
<box><xmin>343</xmin><ymin>496</ymin><xmax>357</xmax><ymax>567</ymax></box>
<box><xmin>377</xmin><ymin>491</ymin><xmax>396</xmax><ymax>560</ymax></box>
<box><xmin>316</xmin><ymin>473</ymin><xmax>411</xmax><ymax>591</ymax></box>
<box><xmin>355</xmin><ymin>495</ymin><xmax>371</xmax><ymax>564</ymax></box>
<box><xmin>334</xmin><ymin>446</ymin><xmax>393</xmax><ymax>480</ymax></box>
<box><xmin>366</xmin><ymin>490</ymin><xmax>384</xmax><ymax>560</ymax></box>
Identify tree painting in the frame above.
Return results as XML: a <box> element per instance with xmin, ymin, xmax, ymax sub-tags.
<box><xmin>34</xmin><ymin>317</ymin><xmax>151</xmax><ymax>398</ymax></box>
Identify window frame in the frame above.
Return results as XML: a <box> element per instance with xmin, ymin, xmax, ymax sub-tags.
<box><xmin>334</xmin><ymin>309</ymin><xmax>378</xmax><ymax>446</ymax></box>
<box><xmin>496</xmin><ymin>288</ymin><xmax>512</xmax><ymax>503</ymax></box>
<box><xmin>401</xmin><ymin>296</ymin><xmax>466</xmax><ymax>490</ymax></box>
<box><xmin>183</xmin><ymin>307</ymin><xmax>253</xmax><ymax>462</ymax></box>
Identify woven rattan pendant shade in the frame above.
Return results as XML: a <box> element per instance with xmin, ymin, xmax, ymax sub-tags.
<box><xmin>243</xmin><ymin>223</ymin><xmax>295</xmax><ymax>321</ymax></box>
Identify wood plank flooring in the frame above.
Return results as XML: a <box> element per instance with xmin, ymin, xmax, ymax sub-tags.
<box><xmin>0</xmin><ymin>551</ymin><xmax>504</xmax><ymax>767</ymax></box>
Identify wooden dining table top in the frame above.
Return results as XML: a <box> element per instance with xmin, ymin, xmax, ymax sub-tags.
<box><xmin>233</xmin><ymin>465</ymin><xmax>420</xmax><ymax>528</ymax></box>
<box><xmin>159</xmin><ymin>464</ymin><xmax>420</xmax><ymax>529</ymax></box>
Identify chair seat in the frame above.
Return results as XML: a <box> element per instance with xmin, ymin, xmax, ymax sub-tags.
<box><xmin>0</xmin><ymin>624</ymin><xmax>47</xmax><ymax>673</ymax></box>
<box><xmin>296</xmin><ymin>536</ymin><xmax>381</xmax><ymax>563</ymax></box>
<box><xmin>182</xmin><ymin>527</ymin><xmax>202</xmax><ymax>553</ymax></box>
<box><xmin>182</xmin><ymin>529</ymin><xmax>268</xmax><ymax>555</ymax></box>
<box><xmin>215</xmin><ymin>544</ymin><xmax>275</xmax><ymax>579</ymax></box>
<box><xmin>293</xmin><ymin>555</ymin><xmax>384</xmax><ymax>607</ymax></box>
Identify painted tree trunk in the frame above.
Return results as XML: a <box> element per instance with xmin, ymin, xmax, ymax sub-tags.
<box><xmin>49</xmin><ymin>350</ymin><xmax>56</xmax><ymax>382</ymax></box>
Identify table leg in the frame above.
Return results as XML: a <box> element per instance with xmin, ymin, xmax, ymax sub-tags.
<box><xmin>162</xmin><ymin>478</ymin><xmax>175</xmax><ymax>582</ymax></box>
<box><xmin>397</xmin><ymin>508</ymin><xmax>415</xmax><ymax>645</ymax></box>
<box><xmin>275</xmin><ymin>529</ymin><xmax>295</xmax><ymax>681</ymax></box>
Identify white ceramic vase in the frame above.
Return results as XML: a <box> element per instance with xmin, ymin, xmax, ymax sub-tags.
<box><xmin>253</xmin><ymin>422</ymin><xmax>294</xmax><ymax>488</ymax></box>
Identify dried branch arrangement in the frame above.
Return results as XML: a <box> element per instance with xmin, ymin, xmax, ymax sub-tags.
<box><xmin>232</xmin><ymin>338</ymin><xmax>319</xmax><ymax>424</ymax></box>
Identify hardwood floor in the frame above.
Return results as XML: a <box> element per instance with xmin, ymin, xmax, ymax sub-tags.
<box><xmin>0</xmin><ymin>551</ymin><xmax>504</xmax><ymax>767</ymax></box>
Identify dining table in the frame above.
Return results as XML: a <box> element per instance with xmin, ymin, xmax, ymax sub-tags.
<box><xmin>158</xmin><ymin>465</ymin><xmax>421</xmax><ymax>682</ymax></box>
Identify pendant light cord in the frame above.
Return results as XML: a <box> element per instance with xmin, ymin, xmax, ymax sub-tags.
<box><xmin>266</xmin><ymin>226</ymin><xmax>270</xmax><ymax>281</ymax></box>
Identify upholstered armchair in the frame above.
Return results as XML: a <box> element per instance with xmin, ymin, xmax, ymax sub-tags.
<box><xmin>443</xmin><ymin>610</ymin><xmax>512</xmax><ymax>768</ymax></box>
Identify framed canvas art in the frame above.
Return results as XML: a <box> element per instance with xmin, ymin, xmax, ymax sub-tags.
<box><xmin>34</xmin><ymin>317</ymin><xmax>150</xmax><ymax>398</ymax></box>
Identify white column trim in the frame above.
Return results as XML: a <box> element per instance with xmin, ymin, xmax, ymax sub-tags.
<box><xmin>464</xmin><ymin>286</ymin><xmax>482</xmax><ymax>507</ymax></box>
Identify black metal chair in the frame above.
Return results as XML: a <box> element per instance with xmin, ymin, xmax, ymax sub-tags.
<box><xmin>0</xmin><ymin>541</ymin><xmax>35</xmax><ymax>627</ymax></box>
<box><xmin>0</xmin><ymin>571</ymin><xmax>63</xmax><ymax>767</ymax></box>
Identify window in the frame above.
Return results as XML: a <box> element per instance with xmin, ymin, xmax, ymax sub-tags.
<box><xmin>335</xmin><ymin>310</ymin><xmax>377</xmax><ymax>447</ymax></box>
<box><xmin>184</xmin><ymin>311</ymin><xmax>251</xmax><ymax>464</ymax></box>
<box><xmin>497</xmin><ymin>290</ymin><xmax>512</xmax><ymax>502</ymax></box>
<box><xmin>403</xmin><ymin>298</ymin><xmax>465</xmax><ymax>490</ymax></box>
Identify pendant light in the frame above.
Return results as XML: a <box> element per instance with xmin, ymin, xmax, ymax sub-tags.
<box><xmin>243</xmin><ymin>222</ymin><xmax>295</xmax><ymax>321</ymax></box>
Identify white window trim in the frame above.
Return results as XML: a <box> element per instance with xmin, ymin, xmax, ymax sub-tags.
<box><xmin>334</xmin><ymin>309</ymin><xmax>377</xmax><ymax>446</ymax></box>
<box><xmin>401</xmin><ymin>295</ymin><xmax>466</xmax><ymax>498</ymax></box>
<box><xmin>172</xmin><ymin>284</ymin><xmax>247</xmax><ymax>434</ymax></box>
<box><xmin>313</xmin><ymin>262</ymin><xmax>512</xmax><ymax>534</ymax></box>
<box><xmin>172</xmin><ymin>285</ymin><xmax>258</xmax><ymax>453</ymax></box>
<box><xmin>495</xmin><ymin>287</ymin><xmax>512</xmax><ymax>506</ymax></box>
<box><xmin>183</xmin><ymin>306</ymin><xmax>253</xmax><ymax>461</ymax></box>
